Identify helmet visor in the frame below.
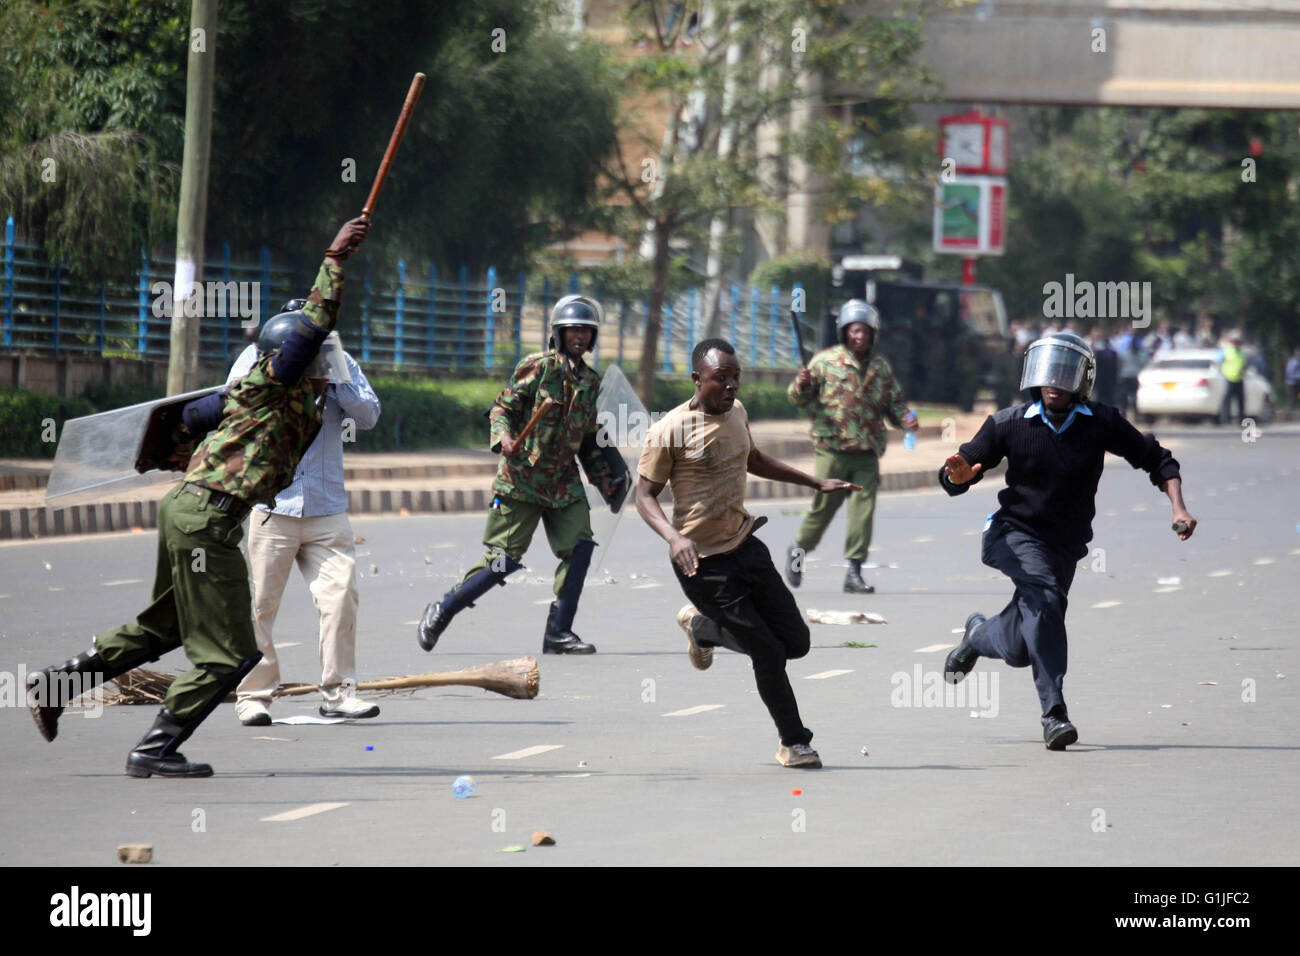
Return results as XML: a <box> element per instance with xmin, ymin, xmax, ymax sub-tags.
<box><xmin>1020</xmin><ymin>340</ymin><xmax>1088</xmax><ymax>393</ymax></box>
<box><xmin>306</xmin><ymin>332</ymin><xmax>352</xmax><ymax>383</ymax></box>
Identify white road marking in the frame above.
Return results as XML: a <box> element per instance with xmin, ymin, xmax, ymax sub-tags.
<box><xmin>912</xmin><ymin>536</ymin><xmax>935</xmax><ymax>543</ymax></box>
<box><xmin>101</xmin><ymin>578</ymin><xmax>144</xmax><ymax>587</ymax></box>
<box><xmin>1153</xmin><ymin>586</ymin><xmax>1182</xmax><ymax>593</ymax></box>
<box><xmin>1091</xmin><ymin>601</ymin><xmax>1123</xmax><ymax>609</ymax></box>
<box><xmin>402</xmin><ymin>620</ymin><xmax>420</xmax><ymax>625</ymax></box>
<box><xmin>273</xmin><ymin>641</ymin><xmax>302</xmax><ymax>649</ymax></box>
<box><xmin>1290</xmin><ymin>548</ymin><xmax>1300</xmax><ymax>556</ymax></box>
<box><xmin>492</xmin><ymin>744</ymin><xmax>564</xmax><ymax>760</ymax></box>
<box><xmin>915</xmin><ymin>643</ymin><xmax>954</xmax><ymax>653</ymax></box>
<box><xmin>261</xmin><ymin>802</ymin><xmax>349</xmax><ymax>823</ymax></box>
<box><xmin>962</xmin><ymin>529</ymin><xmax>978</xmax><ymax>536</ymax></box>
<box><xmin>631</xmin><ymin>582</ymin><xmax>663</xmax><ymax>589</ymax></box>
<box><xmin>48</xmin><ymin>587</ymin><xmax>65</xmax><ymax>592</ymax></box>
<box><xmin>1208</xmin><ymin>570</ymin><xmax>1234</xmax><ymax>577</ymax></box>
<box><xmin>1253</xmin><ymin>558</ymin><xmax>1274</xmax><ymax>566</ymax></box>
<box><xmin>804</xmin><ymin>669</ymin><xmax>854</xmax><ymax>680</ymax></box>
<box><xmin>662</xmin><ymin>704</ymin><xmax>725</xmax><ymax>717</ymax></box>
<box><xmin>1131</xmin><ymin>504</ymin><xmax>1148</xmax><ymax>512</ymax></box>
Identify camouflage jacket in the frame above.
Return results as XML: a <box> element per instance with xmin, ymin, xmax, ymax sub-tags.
<box><xmin>182</xmin><ymin>257</ymin><xmax>343</xmax><ymax>505</ymax></box>
<box><xmin>488</xmin><ymin>350</ymin><xmax>612</xmax><ymax>507</ymax></box>
<box><xmin>787</xmin><ymin>344</ymin><xmax>909</xmax><ymax>456</ymax></box>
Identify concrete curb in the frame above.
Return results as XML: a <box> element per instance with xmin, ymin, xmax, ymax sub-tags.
<box><xmin>0</xmin><ymin>468</ymin><xmax>944</xmax><ymax>541</ymax></box>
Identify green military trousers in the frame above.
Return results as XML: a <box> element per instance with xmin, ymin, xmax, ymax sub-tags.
<box><xmin>94</xmin><ymin>484</ymin><xmax>259</xmax><ymax>720</ymax></box>
<box><xmin>466</xmin><ymin>495</ymin><xmax>594</xmax><ymax>596</ymax></box>
<box><xmin>795</xmin><ymin>448</ymin><xmax>881</xmax><ymax>563</ymax></box>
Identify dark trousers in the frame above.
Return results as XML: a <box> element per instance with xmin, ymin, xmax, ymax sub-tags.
<box><xmin>970</xmin><ymin>520</ymin><xmax>1078</xmax><ymax>718</ymax></box>
<box><xmin>673</xmin><ymin>535</ymin><xmax>813</xmax><ymax>746</ymax></box>
<box><xmin>1221</xmin><ymin>380</ymin><xmax>1245</xmax><ymax>424</ymax></box>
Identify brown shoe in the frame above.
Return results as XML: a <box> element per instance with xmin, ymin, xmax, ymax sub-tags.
<box><xmin>675</xmin><ymin>604</ymin><xmax>715</xmax><ymax>671</ymax></box>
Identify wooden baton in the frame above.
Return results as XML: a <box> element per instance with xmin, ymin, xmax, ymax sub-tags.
<box><xmin>361</xmin><ymin>72</ymin><xmax>426</xmax><ymax>220</ymax></box>
<box><xmin>506</xmin><ymin>397</ymin><xmax>556</xmax><ymax>456</ymax></box>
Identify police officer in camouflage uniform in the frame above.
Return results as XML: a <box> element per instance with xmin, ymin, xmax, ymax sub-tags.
<box><xmin>785</xmin><ymin>299</ymin><xmax>918</xmax><ymax>593</ymax></box>
<box><xmin>417</xmin><ymin>295</ymin><xmax>617</xmax><ymax>655</ymax></box>
<box><xmin>26</xmin><ymin>216</ymin><xmax>370</xmax><ymax>777</ymax></box>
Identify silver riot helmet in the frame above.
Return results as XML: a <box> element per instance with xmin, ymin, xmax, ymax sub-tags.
<box><xmin>835</xmin><ymin>299</ymin><xmax>881</xmax><ymax>343</ymax></box>
<box><xmin>549</xmin><ymin>294</ymin><xmax>603</xmax><ymax>352</ymax></box>
<box><xmin>1020</xmin><ymin>332</ymin><xmax>1096</xmax><ymax>400</ymax></box>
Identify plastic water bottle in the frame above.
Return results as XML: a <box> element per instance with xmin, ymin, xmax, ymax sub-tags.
<box><xmin>903</xmin><ymin>429</ymin><xmax>916</xmax><ymax>452</ymax></box>
<box><xmin>452</xmin><ymin>775</ymin><xmax>476</xmax><ymax>799</ymax></box>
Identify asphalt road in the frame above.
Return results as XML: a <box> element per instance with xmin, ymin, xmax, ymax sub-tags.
<box><xmin>1</xmin><ymin>424</ymin><xmax>1296</xmax><ymax>866</ymax></box>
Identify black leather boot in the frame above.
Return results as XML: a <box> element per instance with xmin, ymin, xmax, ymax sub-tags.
<box><xmin>944</xmin><ymin>613</ymin><xmax>986</xmax><ymax>684</ymax></box>
<box><xmin>125</xmin><ymin>708</ymin><xmax>213</xmax><ymax>778</ymax></box>
<box><xmin>418</xmin><ymin>556</ymin><xmax>524</xmax><ymax>651</ymax></box>
<box><xmin>843</xmin><ymin>559</ymin><xmax>874</xmax><ymax>594</ymax></box>
<box><xmin>124</xmin><ymin>654</ymin><xmax>261</xmax><ymax>778</ymax></box>
<box><xmin>543</xmin><ymin>602</ymin><xmax>597</xmax><ymax>654</ymax></box>
<box><xmin>27</xmin><ymin>650</ymin><xmax>127</xmax><ymax>742</ymax></box>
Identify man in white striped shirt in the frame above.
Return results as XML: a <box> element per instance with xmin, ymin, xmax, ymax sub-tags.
<box><xmin>226</xmin><ymin>308</ymin><xmax>382</xmax><ymax>725</ymax></box>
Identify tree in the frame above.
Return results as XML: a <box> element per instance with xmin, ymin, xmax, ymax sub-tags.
<box><xmin>592</xmin><ymin>0</ymin><xmax>940</xmax><ymax>402</ymax></box>
<box><xmin>0</xmin><ymin>0</ymin><xmax>620</xmax><ymax>275</ymax></box>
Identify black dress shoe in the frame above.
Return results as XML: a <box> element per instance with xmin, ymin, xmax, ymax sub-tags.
<box><xmin>1042</xmin><ymin>709</ymin><xmax>1078</xmax><ymax>750</ymax></box>
<box><xmin>944</xmin><ymin>613</ymin><xmax>986</xmax><ymax>684</ymax></box>
<box><xmin>785</xmin><ymin>545</ymin><xmax>803</xmax><ymax>588</ymax></box>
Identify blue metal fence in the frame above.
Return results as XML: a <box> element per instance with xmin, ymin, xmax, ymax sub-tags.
<box><xmin>1</xmin><ymin>217</ymin><xmax>808</xmax><ymax>374</ymax></box>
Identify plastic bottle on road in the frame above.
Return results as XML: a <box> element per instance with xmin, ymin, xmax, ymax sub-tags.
<box><xmin>452</xmin><ymin>775</ymin><xmax>476</xmax><ymax>798</ymax></box>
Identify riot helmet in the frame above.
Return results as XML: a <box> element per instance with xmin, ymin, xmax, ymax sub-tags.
<box><xmin>836</xmin><ymin>299</ymin><xmax>881</xmax><ymax>345</ymax></box>
<box><xmin>549</xmin><ymin>294</ymin><xmax>602</xmax><ymax>352</ymax></box>
<box><xmin>1020</xmin><ymin>332</ymin><xmax>1096</xmax><ymax>401</ymax></box>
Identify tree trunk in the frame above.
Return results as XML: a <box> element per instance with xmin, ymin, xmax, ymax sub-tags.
<box><xmin>635</xmin><ymin>217</ymin><xmax>672</xmax><ymax>405</ymax></box>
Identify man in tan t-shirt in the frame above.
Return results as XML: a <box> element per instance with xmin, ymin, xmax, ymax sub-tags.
<box><xmin>636</xmin><ymin>338</ymin><xmax>859</xmax><ymax>769</ymax></box>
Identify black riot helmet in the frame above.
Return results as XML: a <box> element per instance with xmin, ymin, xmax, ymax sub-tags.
<box><xmin>281</xmin><ymin>297</ymin><xmax>308</xmax><ymax>313</ymax></box>
<box><xmin>256</xmin><ymin>311</ymin><xmax>302</xmax><ymax>357</ymax></box>
<box><xmin>548</xmin><ymin>294</ymin><xmax>602</xmax><ymax>352</ymax></box>
<box><xmin>1020</xmin><ymin>332</ymin><xmax>1097</xmax><ymax>401</ymax></box>
<box><xmin>255</xmin><ymin>310</ymin><xmax>337</xmax><ymax>380</ymax></box>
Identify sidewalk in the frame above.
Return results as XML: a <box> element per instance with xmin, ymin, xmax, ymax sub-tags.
<box><xmin>0</xmin><ymin>415</ymin><xmax>988</xmax><ymax>540</ymax></box>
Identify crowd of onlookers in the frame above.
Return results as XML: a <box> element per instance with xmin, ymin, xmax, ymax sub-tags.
<box><xmin>1007</xmin><ymin>319</ymin><xmax>1300</xmax><ymax>415</ymax></box>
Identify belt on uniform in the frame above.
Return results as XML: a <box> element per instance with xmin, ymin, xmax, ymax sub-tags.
<box><xmin>181</xmin><ymin>482</ymin><xmax>251</xmax><ymax>522</ymax></box>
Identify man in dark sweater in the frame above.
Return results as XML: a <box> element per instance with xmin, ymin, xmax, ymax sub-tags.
<box><xmin>939</xmin><ymin>332</ymin><xmax>1196</xmax><ymax>750</ymax></box>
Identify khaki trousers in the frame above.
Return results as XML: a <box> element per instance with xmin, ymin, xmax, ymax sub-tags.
<box><xmin>236</xmin><ymin>510</ymin><xmax>360</xmax><ymax>704</ymax></box>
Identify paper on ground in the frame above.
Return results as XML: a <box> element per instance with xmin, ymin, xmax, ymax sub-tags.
<box><xmin>807</xmin><ymin>608</ymin><xmax>887</xmax><ymax>625</ymax></box>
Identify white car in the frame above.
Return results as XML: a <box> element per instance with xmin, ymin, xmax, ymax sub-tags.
<box><xmin>1136</xmin><ymin>350</ymin><xmax>1274</xmax><ymax>423</ymax></box>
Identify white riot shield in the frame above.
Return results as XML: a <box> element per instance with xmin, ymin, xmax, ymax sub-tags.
<box><xmin>585</xmin><ymin>364</ymin><xmax>649</xmax><ymax>574</ymax></box>
<box><xmin>44</xmin><ymin>386</ymin><xmax>223</xmax><ymax>506</ymax></box>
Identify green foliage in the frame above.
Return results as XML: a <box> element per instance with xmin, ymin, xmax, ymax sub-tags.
<box><xmin>0</xmin><ymin>1</ymin><xmax>183</xmax><ymax>274</ymax></box>
<box><xmin>354</xmin><ymin>377</ymin><xmax>502</xmax><ymax>451</ymax></box>
<box><xmin>750</xmin><ymin>252</ymin><xmax>831</xmax><ymax>347</ymax></box>
<box><xmin>0</xmin><ymin>387</ymin><xmax>94</xmax><ymax>458</ymax></box>
<box><xmin>977</xmin><ymin>106</ymin><xmax>1300</xmax><ymax>360</ymax></box>
<box><xmin>0</xmin><ymin>0</ymin><xmax>619</xmax><ymax>275</ymax></box>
